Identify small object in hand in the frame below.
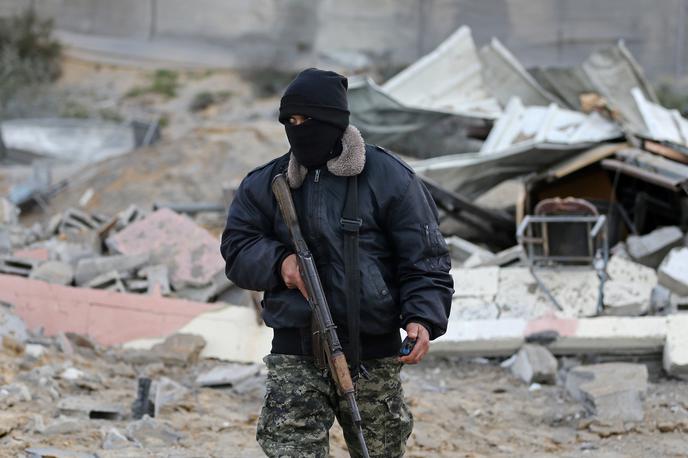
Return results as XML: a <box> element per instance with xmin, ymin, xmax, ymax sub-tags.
<box><xmin>399</xmin><ymin>337</ymin><xmax>416</xmax><ymax>356</ymax></box>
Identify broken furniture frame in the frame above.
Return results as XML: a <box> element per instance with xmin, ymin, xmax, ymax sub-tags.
<box><xmin>517</xmin><ymin>212</ymin><xmax>609</xmax><ymax>313</ymax></box>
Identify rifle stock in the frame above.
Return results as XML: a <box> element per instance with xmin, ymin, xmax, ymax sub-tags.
<box><xmin>271</xmin><ymin>173</ymin><xmax>370</xmax><ymax>458</ymax></box>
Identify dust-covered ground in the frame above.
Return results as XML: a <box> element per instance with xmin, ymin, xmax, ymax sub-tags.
<box><xmin>1</xmin><ymin>338</ymin><xmax>687</xmax><ymax>458</ymax></box>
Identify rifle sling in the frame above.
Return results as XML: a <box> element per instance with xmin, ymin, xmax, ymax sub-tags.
<box><xmin>341</xmin><ymin>175</ymin><xmax>362</xmax><ymax>376</ymax></box>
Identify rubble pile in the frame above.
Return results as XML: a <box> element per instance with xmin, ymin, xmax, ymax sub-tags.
<box><xmin>0</xmin><ymin>202</ymin><xmax>253</xmax><ymax>306</ymax></box>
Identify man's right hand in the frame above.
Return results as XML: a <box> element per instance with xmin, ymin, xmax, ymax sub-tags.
<box><xmin>281</xmin><ymin>254</ymin><xmax>308</xmax><ymax>299</ymax></box>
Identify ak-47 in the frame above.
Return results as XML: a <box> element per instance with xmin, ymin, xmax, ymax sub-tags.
<box><xmin>271</xmin><ymin>173</ymin><xmax>370</xmax><ymax>458</ymax></box>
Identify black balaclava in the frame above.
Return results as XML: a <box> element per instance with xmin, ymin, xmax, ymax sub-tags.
<box><xmin>279</xmin><ymin>68</ymin><xmax>350</xmax><ymax>168</ymax></box>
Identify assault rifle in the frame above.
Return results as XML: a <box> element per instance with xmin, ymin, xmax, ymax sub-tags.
<box><xmin>271</xmin><ymin>173</ymin><xmax>370</xmax><ymax>458</ymax></box>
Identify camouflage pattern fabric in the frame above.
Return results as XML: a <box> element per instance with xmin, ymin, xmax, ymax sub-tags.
<box><xmin>257</xmin><ymin>354</ymin><xmax>413</xmax><ymax>458</ymax></box>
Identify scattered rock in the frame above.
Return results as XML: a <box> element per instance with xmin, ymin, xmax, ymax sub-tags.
<box><xmin>43</xmin><ymin>416</ymin><xmax>85</xmax><ymax>435</ymax></box>
<box><xmin>650</xmin><ymin>285</ymin><xmax>673</xmax><ymax>314</ymax></box>
<box><xmin>29</xmin><ymin>260</ymin><xmax>74</xmax><ymax>285</ymax></box>
<box><xmin>565</xmin><ymin>363</ymin><xmax>647</xmax><ymax>423</ymax></box>
<box><xmin>125</xmin><ymin>415</ymin><xmax>182</xmax><ymax>447</ymax></box>
<box><xmin>25</xmin><ymin>343</ymin><xmax>47</xmax><ymax>359</ymax></box>
<box><xmin>3</xmin><ymin>334</ymin><xmax>25</xmax><ymax>355</ymax></box>
<box><xmin>0</xmin><ymin>411</ymin><xmax>23</xmax><ymax>437</ymax></box>
<box><xmin>626</xmin><ymin>226</ymin><xmax>683</xmax><ymax>268</ymax></box>
<box><xmin>0</xmin><ymin>382</ymin><xmax>31</xmax><ymax>408</ymax></box>
<box><xmin>102</xmin><ymin>427</ymin><xmax>140</xmax><ymax>450</ymax></box>
<box><xmin>151</xmin><ymin>333</ymin><xmax>206</xmax><ymax>366</ymax></box>
<box><xmin>657</xmin><ymin>247</ymin><xmax>688</xmax><ymax>296</ymax></box>
<box><xmin>153</xmin><ymin>377</ymin><xmax>190</xmax><ymax>416</ymax></box>
<box><xmin>509</xmin><ymin>344</ymin><xmax>558</xmax><ymax>385</ymax></box>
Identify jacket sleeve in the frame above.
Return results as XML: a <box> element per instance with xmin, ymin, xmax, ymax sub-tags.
<box><xmin>220</xmin><ymin>174</ymin><xmax>292</xmax><ymax>292</ymax></box>
<box><xmin>386</xmin><ymin>174</ymin><xmax>454</xmax><ymax>340</ymax></box>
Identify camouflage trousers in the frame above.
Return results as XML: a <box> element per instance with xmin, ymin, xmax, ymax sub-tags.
<box><xmin>256</xmin><ymin>354</ymin><xmax>413</xmax><ymax>458</ymax></box>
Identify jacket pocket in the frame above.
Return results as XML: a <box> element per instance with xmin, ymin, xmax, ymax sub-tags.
<box><xmin>360</xmin><ymin>263</ymin><xmax>398</xmax><ymax>334</ymax></box>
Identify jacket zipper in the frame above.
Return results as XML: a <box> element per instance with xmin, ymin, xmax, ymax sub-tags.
<box><xmin>314</xmin><ymin>168</ymin><xmax>321</xmax><ymax>183</ymax></box>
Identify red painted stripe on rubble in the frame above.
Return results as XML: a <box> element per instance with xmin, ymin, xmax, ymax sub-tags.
<box><xmin>524</xmin><ymin>315</ymin><xmax>579</xmax><ymax>337</ymax></box>
<box><xmin>0</xmin><ymin>274</ymin><xmax>217</xmax><ymax>346</ymax></box>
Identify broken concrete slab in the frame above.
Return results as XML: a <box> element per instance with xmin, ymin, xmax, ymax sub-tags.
<box><xmin>150</xmin><ymin>334</ymin><xmax>206</xmax><ymax>366</ymax></box>
<box><xmin>196</xmin><ymin>363</ymin><xmax>261</xmax><ymax>387</ymax></box>
<box><xmin>663</xmin><ymin>314</ymin><xmax>688</xmax><ymax>380</ymax></box>
<box><xmin>626</xmin><ymin>226</ymin><xmax>684</xmax><ymax>268</ymax></box>
<box><xmin>125</xmin><ymin>415</ymin><xmax>182</xmax><ymax>448</ymax></box>
<box><xmin>565</xmin><ymin>363</ymin><xmax>648</xmax><ymax>423</ymax></box>
<box><xmin>0</xmin><ymin>382</ymin><xmax>32</xmax><ymax>408</ymax></box>
<box><xmin>58</xmin><ymin>396</ymin><xmax>124</xmax><ymax>420</ymax></box>
<box><xmin>509</xmin><ymin>344</ymin><xmax>558</xmax><ymax>385</ymax></box>
<box><xmin>434</xmin><ymin>316</ymin><xmax>668</xmax><ymax>357</ymax></box>
<box><xmin>29</xmin><ymin>260</ymin><xmax>74</xmax><ymax>285</ymax></box>
<box><xmin>85</xmin><ymin>270</ymin><xmax>129</xmax><ymax>292</ymax></box>
<box><xmin>476</xmin><ymin>245</ymin><xmax>524</xmax><ymax>267</ymax></box>
<box><xmin>0</xmin><ymin>274</ymin><xmax>217</xmax><ymax>346</ymax></box>
<box><xmin>603</xmin><ymin>256</ymin><xmax>656</xmax><ymax>316</ymax></box>
<box><xmin>658</xmin><ymin>247</ymin><xmax>688</xmax><ymax>296</ymax></box>
<box><xmin>451</xmin><ymin>266</ymin><xmax>499</xmax><ymax>297</ymax></box>
<box><xmin>75</xmin><ymin>253</ymin><xmax>149</xmax><ymax>286</ymax></box>
<box><xmin>106</xmin><ymin>208</ymin><xmax>224</xmax><ymax>289</ymax></box>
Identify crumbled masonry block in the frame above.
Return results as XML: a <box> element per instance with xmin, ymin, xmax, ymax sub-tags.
<box><xmin>0</xmin><ymin>305</ymin><xmax>28</xmax><ymax>343</ymax></box>
<box><xmin>509</xmin><ymin>344</ymin><xmax>557</xmax><ymax>384</ymax></box>
<box><xmin>0</xmin><ymin>198</ymin><xmax>19</xmax><ymax>225</ymax></box>
<box><xmin>106</xmin><ymin>208</ymin><xmax>224</xmax><ymax>289</ymax></box>
<box><xmin>650</xmin><ymin>285</ymin><xmax>673</xmax><ymax>314</ymax></box>
<box><xmin>0</xmin><ymin>255</ymin><xmax>39</xmax><ymax>277</ymax></box>
<box><xmin>657</xmin><ymin>247</ymin><xmax>688</xmax><ymax>296</ymax></box>
<box><xmin>477</xmin><ymin>245</ymin><xmax>524</xmax><ymax>267</ymax></box>
<box><xmin>85</xmin><ymin>270</ymin><xmax>129</xmax><ymax>292</ymax></box>
<box><xmin>626</xmin><ymin>226</ymin><xmax>683</xmax><ymax>268</ymax></box>
<box><xmin>603</xmin><ymin>256</ymin><xmax>656</xmax><ymax>316</ymax></box>
<box><xmin>75</xmin><ymin>253</ymin><xmax>149</xmax><ymax>285</ymax></box>
<box><xmin>140</xmin><ymin>264</ymin><xmax>171</xmax><ymax>296</ymax></box>
<box><xmin>151</xmin><ymin>333</ymin><xmax>206</xmax><ymax>366</ymax></box>
<box><xmin>565</xmin><ymin>363</ymin><xmax>647</xmax><ymax>423</ymax></box>
<box><xmin>102</xmin><ymin>427</ymin><xmax>138</xmax><ymax>450</ymax></box>
<box><xmin>58</xmin><ymin>396</ymin><xmax>124</xmax><ymax>420</ymax></box>
<box><xmin>153</xmin><ymin>377</ymin><xmax>189</xmax><ymax>416</ymax></box>
<box><xmin>29</xmin><ymin>260</ymin><xmax>74</xmax><ymax>285</ymax></box>
<box><xmin>663</xmin><ymin>314</ymin><xmax>688</xmax><ymax>380</ymax></box>
<box><xmin>126</xmin><ymin>415</ymin><xmax>182</xmax><ymax>448</ymax></box>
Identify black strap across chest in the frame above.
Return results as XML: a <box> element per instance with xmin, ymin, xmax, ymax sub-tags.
<box><xmin>341</xmin><ymin>175</ymin><xmax>362</xmax><ymax>374</ymax></box>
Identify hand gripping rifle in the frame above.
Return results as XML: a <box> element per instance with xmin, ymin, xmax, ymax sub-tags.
<box><xmin>272</xmin><ymin>173</ymin><xmax>370</xmax><ymax>458</ymax></box>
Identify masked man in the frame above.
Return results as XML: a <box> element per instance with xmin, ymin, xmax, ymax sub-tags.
<box><xmin>221</xmin><ymin>68</ymin><xmax>453</xmax><ymax>457</ymax></box>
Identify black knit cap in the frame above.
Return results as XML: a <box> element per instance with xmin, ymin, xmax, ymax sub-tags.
<box><xmin>279</xmin><ymin>68</ymin><xmax>350</xmax><ymax>130</ymax></box>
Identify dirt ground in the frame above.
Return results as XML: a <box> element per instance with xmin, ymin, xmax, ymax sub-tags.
<box><xmin>1</xmin><ymin>340</ymin><xmax>687</xmax><ymax>458</ymax></box>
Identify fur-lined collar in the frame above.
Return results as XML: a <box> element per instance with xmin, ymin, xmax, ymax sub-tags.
<box><xmin>287</xmin><ymin>125</ymin><xmax>365</xmax><ymax>188</ymax></box>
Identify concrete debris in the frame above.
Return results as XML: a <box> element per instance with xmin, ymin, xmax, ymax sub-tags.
<box><xmin>150</xmin><ymin>333</ymin><xmax>206</xmax><ymax>366</ymax></box>
<box><xmin>445</xmin><ymin>236</ymin><xmax>494</xmax><ymax>264</ymax></box>
<box><xmin>650</xmin><ymin>285</ymin><xmax>674</xmax><ymax>315</ymax></box>
<box><xmin>139</xmin><ymin>264</ymin><xmax>171</xmax><ymax>296</ymax></box>
<box><xmin>85</xmin><ymin>270</ymin><xmax>130</xmax><ymax>292</ymax></box>
<box><xmin>1</xmin><ymin>198</ymin><xmax>20</xmax><ymax>225</ymax></box>
<box><xmin>565</xmin><ymin>363</ymin><xmax>648</xmax><ymax>423</ymax></box>
<box><xmin>663</xmin><ymin>314</ymin><xmax>688</xmax><ymax>380</ymax></box>
<box><xmin>153</xmin><ymin>377</ymin><xmax>190</xmax><ymax>416</ymax></box>
<box><xmin>106</xmin><ymin>208</ymin><xmax>224</xmax><ymax>290</ymax></box>
<box><xmin>125</xmin><ymin>415</ymin><xmax>182</xmax><ymax>448</ymax></box>
<box><xmin>29</xmin><ymin>260</ymin><xmax>74</xmax><ymax>285</ymax></box>
<box><xmin>626</xmin><ymin>226</ymin><xmax>684</xmax><ymax>268</ymax></box>
<box><xmin>0</xmin><ymin>382</ymin><xmax>32</xmax><ymax>408</ymax></box>
<box><xmin>102</xmin><ymin>427</ymin><xmax>140</xmax><ymax>450</ymax></box>
<box><xmin>58</xmin><ymin>396</ymin><xmax>124</xmax><ymax>420</ymax></box>
<box><xmin>603</xmin><ymin>256</ymin><xmax>657</xmax><ymax>316</ymax></box>
<box><xmin>59</xmin><ymin>208</ymin><xmax>107</xmax><ymax>234</ymax></box>
<box><xmin>75</xmin><ymin>253</ymin><xmax>150</xmax><ymax>286</ymax></box>
<box><xmin>196</xmin><ymin>363</ymin><xmax>261</xmax><ymax>387</ymax></box>
<box><xmin>657</xmin><ymin>247</ymin><xmax>688</xmax><ymax>296</ymax></box>
<box><xmin>0</xmin><ymin>255</ymin><xmax>39</xmax><ymax>276</ymax></box>
<box><xmin>0</xmin><ymin>303</ymin><xmax>28</xmax><ymax>343</ymax></box>
<box><xmin>25</xmin><ymin>447</ymin><xmax>96</xmax><ymax>458</ymax></box>
<box><xmin>509</xmin><ymin>344</ymin><xmax>558</xmax><ymax>385</ymax></box>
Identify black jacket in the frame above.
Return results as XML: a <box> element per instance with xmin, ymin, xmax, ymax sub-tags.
<box><xmin>220</xmin><ymin>125</ymin><xmax>453</xmax><ymax>359</ymax></box>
